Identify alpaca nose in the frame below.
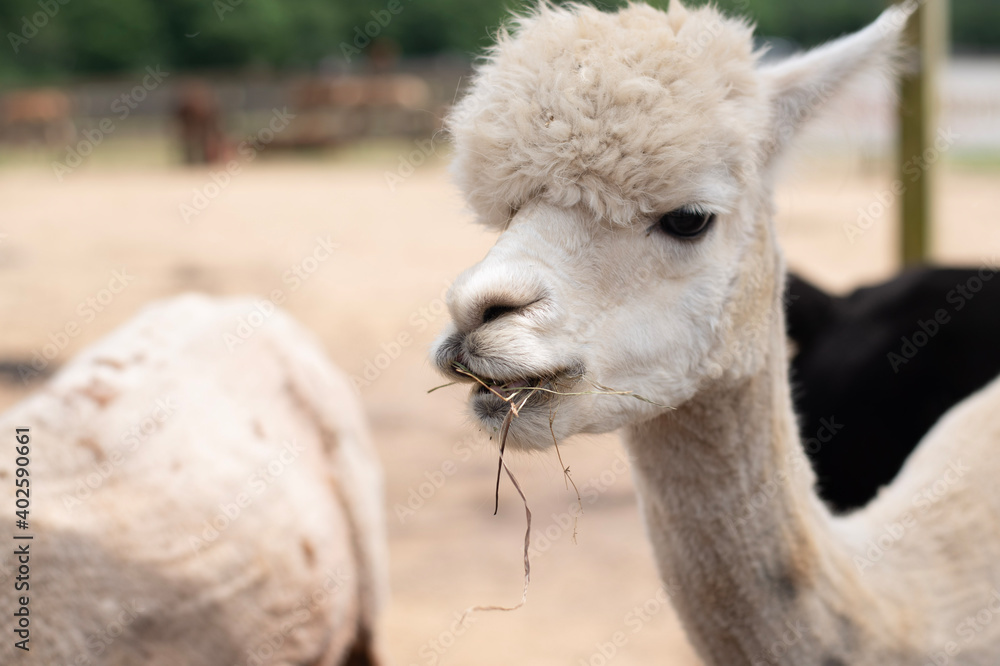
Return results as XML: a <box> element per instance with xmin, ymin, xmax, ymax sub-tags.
<box><xmin>446</xmin><ymin>264</ymin><xmax>550</xmax><ymax>334</ymax></box>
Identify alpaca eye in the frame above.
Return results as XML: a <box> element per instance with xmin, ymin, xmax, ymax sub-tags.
<box><xmin>655</xmin><ymin>208</ymin><xmax>716</xmax><ymax>239</ymax></box>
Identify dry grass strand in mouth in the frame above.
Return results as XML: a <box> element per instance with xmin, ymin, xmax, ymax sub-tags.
<box><xmin>462</xmin><ymin>381</ymin><xmax>533</xmax><ymax>618</ymax></box>
<box><xmin>448</xmin><ymin>362</ymin><xmax>668</xmax><ymax>409</ymax></box>
<box><xmin>487</xmin><ymin>388</ymin><xmax>533</xmax><ymax>514</ymax></box>
<box><xmin>444</xmin><ymin>362</ymin><xmax>666</xmax><ymax>539</ymax></box>
<box><xmin>437</xmin><ymin>362</ymin><xmax>667</xmax><ymax>618</ymax></box>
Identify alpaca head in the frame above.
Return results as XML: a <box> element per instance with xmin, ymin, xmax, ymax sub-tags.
<box><xmin>432</xmin><ymin>1</ymin><xmax>910</xmax><ymax>449</ymax></box>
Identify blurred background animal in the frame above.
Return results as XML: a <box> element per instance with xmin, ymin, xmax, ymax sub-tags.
<box><xmin>0</xmin><ymin>297</ymin><xmax>388</xmax><ymax>665</ymax></box>
<box><xmin>786</xmin><ymin>268</ymin><xmax>1000</xmax><ymax>511</ymax></box>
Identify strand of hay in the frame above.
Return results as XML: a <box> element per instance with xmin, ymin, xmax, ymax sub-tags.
<box><xmin>434</xmin><ymin>363</ymin><xmax>668</xmax><ymax>617</ymax></box>
<box><xmin>459</xmin><ymin>382</ymin><xmax>532</xmax><ymax>618</ymax></box>
<box><xmin>550</xmin><ymin>404</ymin><xmax>582</xmax><ymax>544</ymax></box>
<box><xmin>460</xmin><ymin>459</ymin><xmax>532</xmax><ymax>620</ymax></box>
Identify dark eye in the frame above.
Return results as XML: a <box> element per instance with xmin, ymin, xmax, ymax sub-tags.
<box><xmin>655</xmin><ymin>208</ymin><xmax>716</xmax><ymax>239</ymax></box>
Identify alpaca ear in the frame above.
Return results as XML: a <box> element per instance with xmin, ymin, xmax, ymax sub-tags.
<box><xmin>758</xmin><ymin>3</ymin><xmax>914</xmax><ymax>161</ymax></box>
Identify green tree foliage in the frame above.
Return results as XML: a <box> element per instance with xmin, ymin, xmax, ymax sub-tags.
<box><xmin>0</xmin><ymin>0</ymin><xmax>995</xmax><ymax>85</ymax></box>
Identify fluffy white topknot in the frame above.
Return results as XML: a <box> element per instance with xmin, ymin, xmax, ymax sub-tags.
<box><xmin>447</xmin><ymin>1</ymin><xmax>769</xmax><ymax>229</ymax></box>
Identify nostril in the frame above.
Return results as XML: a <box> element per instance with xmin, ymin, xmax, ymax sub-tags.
<box><xmin>482</xmin><ymin>304</ymin><xmax>521</xmax><ymax>325</ymax></box>
<box><xmin>483</xmin><ymin>305</ymin><xmax>521</xmax><ymax>324</ymax></box>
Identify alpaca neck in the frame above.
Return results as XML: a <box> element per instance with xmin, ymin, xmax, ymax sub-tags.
<box><xmin>624</xmin><ymin>314</ymin><xmax>902</xmax><ymax>664</ymax></box>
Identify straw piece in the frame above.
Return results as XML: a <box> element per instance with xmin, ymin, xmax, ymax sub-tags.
<box><xmin>461</xmin><ymin>461</ymin><xmax>532</xmax><ymax>619</ymax></box>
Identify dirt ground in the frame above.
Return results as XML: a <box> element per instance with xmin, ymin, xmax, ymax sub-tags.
<box><xmin>0</xmin><ymin>146</ymin><xmax>998</xmax><ymax>665</ymax></box>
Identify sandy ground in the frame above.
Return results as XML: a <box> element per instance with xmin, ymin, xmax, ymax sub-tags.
<box><xmin>0</xmin><ymin>147</ymin><xmax>998</xmax><ymax>665</ymax></box>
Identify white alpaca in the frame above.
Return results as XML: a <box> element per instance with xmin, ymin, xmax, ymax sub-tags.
<box><xmin>0</xmin><ymin>295</ymin><xmax>387</xmax><ymax>665</ymax></box>
<box><xmin>432</xmin><ymin>3</ymin><xmax>1000</xmax><ymax>664</ymax></box>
